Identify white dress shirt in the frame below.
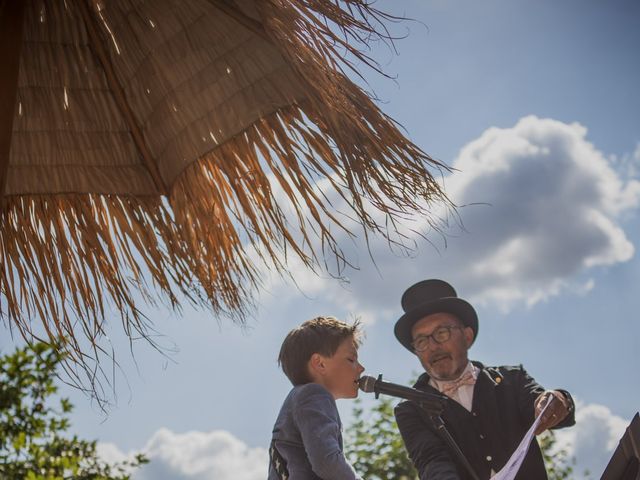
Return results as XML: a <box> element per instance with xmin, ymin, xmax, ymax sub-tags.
<box><xmin>429</xmin><ymin>361</ymin><xmax>478</xmax><ymax>411</ymax></box>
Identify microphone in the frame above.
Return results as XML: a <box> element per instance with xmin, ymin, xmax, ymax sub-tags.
<box><xmin>358</xmin><ymin>374</ymin><xmax>448</xmax><ymax>410</ymax></box>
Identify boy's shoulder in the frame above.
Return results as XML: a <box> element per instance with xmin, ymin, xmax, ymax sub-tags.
<box><xmin>289</xmin><ymin>383</ymin><xmax>340</xmax><ymax>424</ymax></box>
<box><xmin>294</xmin><ymin>382</ymin><xmax>333</xmax><ymax>397</ymax></box>
<box><xmin>291</xmin><ymin>383</ymin><xmax>335</xmax><ymax>408</ymax></box>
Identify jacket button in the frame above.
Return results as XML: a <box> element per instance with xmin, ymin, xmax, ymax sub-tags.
<box><xmin>486</xmin><ymin>456</ymin><xmax>492</xmax><ymax>462</ymax></box>
<box><xmin>472</xmin><ymin>412</ymin><xmax>477</xmax><ymax>417</ymax></box>
<box><xmin>479</xmin><ymin>434</ymin><xmax>485</xmax><ymax>439</ymax></box>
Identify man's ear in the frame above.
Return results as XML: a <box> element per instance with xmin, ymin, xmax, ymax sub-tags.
<box><xmin>463</xmin><ymin>327</ymin><xmax>474</xmax><ymax>348</ymax></box>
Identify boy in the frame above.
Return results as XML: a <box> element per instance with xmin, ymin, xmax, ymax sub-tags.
<box><xmin>268</xmin><ymin>316</ymin><xmax>365</xmax><ymax>479</ymax></box>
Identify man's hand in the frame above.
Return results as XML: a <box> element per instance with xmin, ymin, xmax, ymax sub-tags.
<box><xmin>534</xmin><ymin>390</ymin><xmax>570</xmax><ymax>435</ymax></box>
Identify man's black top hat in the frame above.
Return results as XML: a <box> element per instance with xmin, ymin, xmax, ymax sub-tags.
<box><xmin>394</xmin><ymin>279</ymin><xmax>479</xmax><ymax>352</ymax></box>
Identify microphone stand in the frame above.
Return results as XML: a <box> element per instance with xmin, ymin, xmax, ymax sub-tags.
<box><xmin>424</xmin><ymin>410</ymin><xmax>481</xmax><ymax>480</ymax></box>
<box><xmin>401</xmin><ymin>381</ymin><xmax>479</xmax><ymax>480</ymax></box>
<box><xmin>368</xmin><ymin>375</ymin><xmax>481</xmax><ymax>480</ymax></box>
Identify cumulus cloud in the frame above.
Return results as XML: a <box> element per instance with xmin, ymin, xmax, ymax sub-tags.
<box><xmin>553</xmin><ymin>401</ymin><xmax>630</xmax><ymax>479</ymax></box>
<box><xmin>96</xmin><ymin>404</ymin><xmax>632</xmax><ymax>480</ymax></box>
<box><xmin>437</xmin><ymin>116</ymin><xmax>640</xmax><ymax>307</ymax></box>
<box><xmin>259</xmin><ymin>116</ymin><xmax>640</xmax><ymax>316</ymax></box>
<box><xmin>99</xmin><ymin>428</ymin><xmax>268</xmax><ymax>480</ymax></box>
<box><xmin>97</xmin><ymin>441</ymin><xmax>134</xmax><ymax>467</ymax></box>
<box><xmin>616</xmin><ymin>141</ymin><xmax>640</xmax><ymax>179</ymax></box>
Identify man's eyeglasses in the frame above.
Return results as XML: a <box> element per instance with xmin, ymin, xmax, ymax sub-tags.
<box><xmin>411</xmin><ymin>325</ymin><xmax>463</xmax><ymax>352</ymax></box>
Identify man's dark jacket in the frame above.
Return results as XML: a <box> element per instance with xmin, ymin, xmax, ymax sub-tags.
<box><xmin>394</xmin><ymin>362</ymin><xmax>575</xmax><ymax>480</ymax></box>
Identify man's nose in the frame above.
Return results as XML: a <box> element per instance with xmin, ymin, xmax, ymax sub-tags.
<box><xmin>423</xmin><ymin>337</ymin><xmax>442</xmax><ymax>352</ymax></box>
<box><xmin>357</xmin><ymin>362</ymin><xmax>365</xmax><ymax>374</ymax></box>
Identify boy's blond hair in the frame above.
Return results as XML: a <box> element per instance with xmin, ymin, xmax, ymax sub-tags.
<box><xmin>278</xmin><ymin>316</ymin><xmax>362</xmax><ymax>385</ymax></box>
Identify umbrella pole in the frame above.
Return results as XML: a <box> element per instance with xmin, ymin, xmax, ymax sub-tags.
<box><xmin>0</xmin><ymin>0</ymin><xmax>26</xmax><ymax>203</ymax></box>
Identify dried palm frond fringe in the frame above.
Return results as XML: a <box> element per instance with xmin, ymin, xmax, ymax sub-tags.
<box><xmin>1</xmin><ymin>0</ymin><xmax>452</xmax><ymax>396</ymax></box>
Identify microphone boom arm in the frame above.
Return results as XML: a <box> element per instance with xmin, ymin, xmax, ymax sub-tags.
<box><xmin>361</xmin><ymin>374</ymin><xmax>447</xmax><ymax>415</ymax></box>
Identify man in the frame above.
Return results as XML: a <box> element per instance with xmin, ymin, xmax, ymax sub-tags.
<box><xmin>393</xmin><ymin>279</ymin><xmax>575</xmax><ymax>480</ymax></box>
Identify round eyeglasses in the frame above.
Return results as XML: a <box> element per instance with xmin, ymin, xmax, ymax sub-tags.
<box><xmin>411</xmin><ymin>325</ymin><xmax>463</xmax><ymax>352</ymax></box>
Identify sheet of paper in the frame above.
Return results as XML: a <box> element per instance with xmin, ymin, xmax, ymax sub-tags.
<box><xmin>490</xmin><ymin>395</ymin><xmax>553</xmax><ymax>480</ymax></box>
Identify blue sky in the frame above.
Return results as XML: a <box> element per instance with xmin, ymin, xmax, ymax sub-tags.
<box><xmin>2</xmin><ymin>1</ymin><xmax>639</xmax><ymax>478</ymax></box>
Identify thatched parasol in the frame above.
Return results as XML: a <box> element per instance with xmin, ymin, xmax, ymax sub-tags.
<box><xmin>0</xmin><ymin>0</ymin><xmax>449</xmax><ymax>386</ymax></box>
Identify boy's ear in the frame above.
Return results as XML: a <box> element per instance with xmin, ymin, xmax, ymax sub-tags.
<box><xmin>308</xmin><ymin>353</ymin><xmax>326</xmax><ymax>376</ymax></box>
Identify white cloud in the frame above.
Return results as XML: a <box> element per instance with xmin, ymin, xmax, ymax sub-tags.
<box><xmin>615</xmin><ymin>141</ymin><xmax>640</xmax><ymax>180</ymax></box>
<box><xmin>553</xmin><ymin>401</ymin><xmax>630</xmax><ymax>479</ymax></box>
<box><xmin>97</xmin><ymin>403</ymin><xmax>632</xmax><ymax>480</ymax></box>
<box><xmin>99</xmin><ymin>428</ymin><xmax>268</xmax><ymax>480</ymax></box>
<box><xmin>97</xmin><ymin>441</ymin><xmax>133</xmax><ymax>467</ymax></box>
<box><xmin>259</xmin><ymin>116</ymin><xmax>640</xmax><ymax>317</ymax></box>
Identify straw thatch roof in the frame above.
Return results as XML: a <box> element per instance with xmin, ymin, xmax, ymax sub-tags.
<box><xmin>0</xmin><ymin>0</ymin><xmax>450</xmax><ymax>389</ymax></box>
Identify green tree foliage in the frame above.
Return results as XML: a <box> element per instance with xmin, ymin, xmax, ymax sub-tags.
<box><xmin>0</xmin><ymin>342</ymin><xmax>147</xmax><ymax>479</ymax></box>
<box><xmin>538</xmin><ymin>430</ymin><xmax>577</xmax><ymax>480</ymax></box>
<box><xmin>345</xmin><ymin>397</ymin><xmax>418</xmax><ymax>480</ymax></box>
<box><xmin>346</xmin><ymin>396</ymin><xmax>576</xmax><ymax>480</ymax></box>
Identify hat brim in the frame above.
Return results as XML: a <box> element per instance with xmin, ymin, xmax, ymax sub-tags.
<box><xmin>394</xmin><ymin>297</ymin><xmax>478</xmax><ymax>352</ymax></box>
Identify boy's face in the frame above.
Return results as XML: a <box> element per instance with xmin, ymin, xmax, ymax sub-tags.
<box><xmin>314</xmin><ymin>336</ymin><xmax>365</xmax><ymax>399</ymax></box>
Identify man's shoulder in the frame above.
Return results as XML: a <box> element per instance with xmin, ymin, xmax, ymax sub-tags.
<box><xmin>479</xmin><ymin>363</ymin><xmax>526</xmax><ymax>374</ymax></box>
<box><xmin>394</xmin><ymin>397</ymin><xmax>422</xmax><ymax>419</ymax></box>
<box><xmin>475</xmin><ymin>363</ymin><xmax>534</xmax><ymax>386</ymax></box>
<box><xmin>394</xmin><ymin>374</ymin><xmax>433</xmax><ymax>417</ymax></box>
